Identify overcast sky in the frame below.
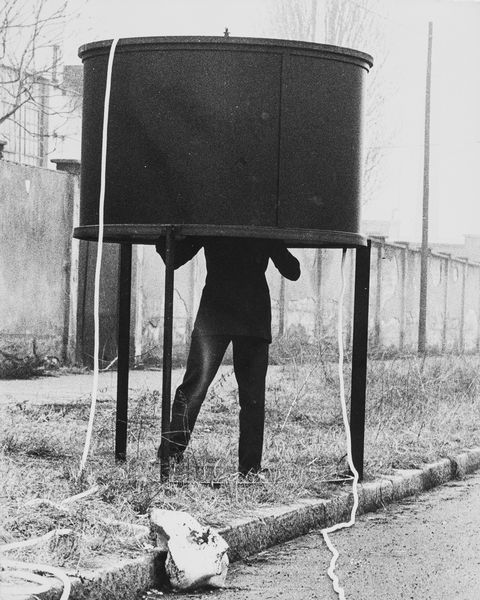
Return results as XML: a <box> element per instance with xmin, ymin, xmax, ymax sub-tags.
<box><xmin>62</xmin><ymin>0</ymin><xmax>480</xmax><ymax>244</ymax></box>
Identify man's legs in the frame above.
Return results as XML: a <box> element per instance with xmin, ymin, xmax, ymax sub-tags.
<box><xmin>163</xmin><ymin>334</ymin><xmax>230</xmax><ymax>458</ymax></box>
<box><xmin>232</xmin><ymin>336</ymin><xmax>269</xmax><ymax>475</ymax></box>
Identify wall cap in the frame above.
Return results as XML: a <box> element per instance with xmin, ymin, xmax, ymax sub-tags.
<box><xmin>51</xmin><ymin>158</ymin><xmax>81</xmax><ymax>176</ymax></box>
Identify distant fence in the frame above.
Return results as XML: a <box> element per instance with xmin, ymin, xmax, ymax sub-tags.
<box><xmin>135</xmin><ymin>239</ymin><xmax>480</xmax><ymax>360</ymax></box>
<box><xmin>1</xmin><ymin>159</ymin><xmax>479</xmax><ymax>365</ymax></box>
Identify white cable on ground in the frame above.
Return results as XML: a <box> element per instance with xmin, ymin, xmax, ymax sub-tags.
<box><xmin>321</xmin><ymin>249</ymin><xmax>360</xmax><ymax>600</ymax></box>
<box><xmin>62</xmin><ymin>484</ymin><xmax>100</xmax><ymax>504</ymax></box>
<box><xmin>0</xmin><ymin>529</ymin><xmax>73</xmax><ymax>554</ymax></box>
<box><xmin>2</xmin><ymin>560</ymin><xmax>72</xmax><ymax>600</ymax></box>
<box><xmin>24</xmin><ymin>485</ymin><xmax>100</xmax><ymax>510</ymax></box>
<box><xmin>79</xmin><ymin>37</ymin><xmax>120</xmax><ymax>475</ymax></box>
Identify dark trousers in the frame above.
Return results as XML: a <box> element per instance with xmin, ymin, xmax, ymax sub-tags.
<box><xmin>166</xmin><ymin>334</ymin><xmax>269</xmax><ymax>474</ymax></box>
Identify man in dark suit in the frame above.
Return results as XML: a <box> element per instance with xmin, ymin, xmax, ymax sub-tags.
<box><xmin>156</xmin><ymin>237</ymin><xmax>300</xmax><ymax>476</ymax></box>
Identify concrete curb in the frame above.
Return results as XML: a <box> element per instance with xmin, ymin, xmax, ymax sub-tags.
<box><xmin>33</xmin><ymin>447</ymin><xmax>480</xmax><ymax>599</ymax></box>
<box><xmin>219</xmin><ymin>448</ymin><xmax>480</xmax><ymax>560</ymax></box>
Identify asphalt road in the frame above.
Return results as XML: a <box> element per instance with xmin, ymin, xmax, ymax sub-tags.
<box><xmin>152</xmin><ymin>470</ymin><xmax>480</xmax><ymax>600</ymax></box>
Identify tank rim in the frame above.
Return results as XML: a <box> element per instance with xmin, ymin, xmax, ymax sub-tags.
<box><xmin>78</xmin><ymin>36</ymin><xmax>373</xmax><ymax>69</ymax></box>
<box><xmin>73</xmin><ymin>224</ymin><xmax>368</xmax><ymax>248</ymax></box>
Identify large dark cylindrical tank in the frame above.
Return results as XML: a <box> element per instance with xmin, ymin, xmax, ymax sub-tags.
<box><xmin>75</xmin><ymin>37</ymin><xmax>373</xmax><ymax>247</ymax></box>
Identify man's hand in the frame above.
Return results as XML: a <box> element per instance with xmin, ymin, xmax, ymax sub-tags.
<box><xmin>270</xmin><ymin>241</ymin><xmax>301</xmax><ymax>281</ymax></box>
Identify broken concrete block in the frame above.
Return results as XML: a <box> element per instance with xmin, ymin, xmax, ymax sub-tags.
<box><xmin>150</xmin><ymin>509</ymin><xmax>229</xmax><ymax>590</ymax></box>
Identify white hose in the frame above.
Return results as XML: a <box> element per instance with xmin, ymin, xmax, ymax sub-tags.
<box><xmin>0</xmin><ymin>529</ymin><xmax>72</xmax><ymax>553</ymax></box>
<box><xmin>2</xmin><ymin>560</ymin><xmax>72</xmax><ymax>600</ymax></box>
<box><xmin>79</xmin><ymin>37</ymin><xmax>120</xmax><ymax>475</ymax></box>
<box><xmin>321</xmin><ymin>249</ymin><xmax>360</xmax><ymax>599</ymax></box>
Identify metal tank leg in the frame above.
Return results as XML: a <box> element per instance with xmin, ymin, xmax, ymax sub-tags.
<box><xmin>160</xmin><ymin>227</ymin><xmax>176</xmax><ymax>480</ymax></box>
<box><xmin>349</xmin><ymin>240</ymin><xmax>371</xmax><ymax>481</ymax></box>
<box><xmin>116</xmin><ymin>243</ymin><xmax>132</xmax><ymax>461</ymax></box>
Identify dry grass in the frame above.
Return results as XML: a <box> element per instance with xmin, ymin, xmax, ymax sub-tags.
<box><xmin>1</xmin><ymin>352</ymin><xmax>480</xmax><ymax>570</ymax></box>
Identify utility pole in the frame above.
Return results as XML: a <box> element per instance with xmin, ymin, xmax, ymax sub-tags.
<box><xmin>418</xmin><ymin>21</ymin><xmax>433</xmax><ymax>354</ymax></box>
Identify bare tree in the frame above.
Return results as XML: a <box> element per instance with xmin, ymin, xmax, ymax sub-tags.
<box><xmin>0</xmin><ymin>0</ymin><xmax>69</xmax><ymax>125</ymax></box>
<box><xmin>273</xmin><ymin>0</ymin><xmax>320</xmax><ymax>43</ymax></box>
<box><xmin>271</xmin><ymin>0</ymin><xmax>396</xmax><ymax>204</ymax></box>
<box><xmin>0</xmin><ymin>0</ymin><xmax>83</xmax><ymax>164</ymax></box>
<box><xmin>323</xmin><ymin>0</ymin><xmax>394</xmax><ymax>203</ymax></box>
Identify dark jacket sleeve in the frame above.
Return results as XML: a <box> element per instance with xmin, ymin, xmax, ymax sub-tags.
<box><xmin>269</xmin><ymin>241</ymin><xmax>301</xmax><ymax>281</ymax></box>
<box><xmin>155</xmin><ymin>237</ymin><xmax>202</xmax><ymax>269</ymax></box>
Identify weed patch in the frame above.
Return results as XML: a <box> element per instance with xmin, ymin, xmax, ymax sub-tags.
<box><xmin>1</xmin><ymin>354</ymin><xmax>479</xmax><ymax>571</ymax></box>
<box><xmin>0</xmin><ymin>348</ymin><xmax>60</xmax><ymax>379</ymax></box>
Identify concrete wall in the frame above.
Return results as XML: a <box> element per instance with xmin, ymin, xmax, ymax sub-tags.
<box><xmin>0</xmin><ymin>159</ymin><xmax>121</xmax><ymax>367</ymax></box>
<box><xmin>76</xmin><ymin>241</ymin><xmax>120</xmax><ymax>367</ymax></box>
<box><xmin>132</xmin><ymin>239</ymin><xmax>480</xmax><ymax>360</ymax></box>
<box><xmin>0</xmin><ymin>160</ymin><xmax>79</xmax><ymax>359</ymax></box>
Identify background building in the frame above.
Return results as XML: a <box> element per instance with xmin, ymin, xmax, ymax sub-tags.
<box><xmin>0</xmin><ymin>62</ymin><xmax>82</xmax><ymax>167</ymax></box>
